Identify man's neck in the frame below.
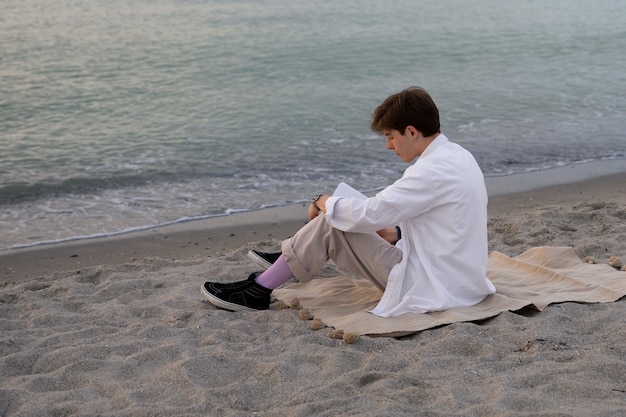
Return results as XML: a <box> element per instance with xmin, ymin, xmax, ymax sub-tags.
<box><xmin>416</xmin><ymin>132</ymin><xmax>440</xmax><ymax>156</ymax></box>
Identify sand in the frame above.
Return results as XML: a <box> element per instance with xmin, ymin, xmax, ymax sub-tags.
<box><xmin>1</xmin><ymin>170</ymin><xmax>626</xmax><ymax>416</ymax></box>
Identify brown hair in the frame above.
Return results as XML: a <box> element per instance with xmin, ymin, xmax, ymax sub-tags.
<box><xmin>370</xmin><ymin>86</ymin><xmax>440</xmax><ymax>136</ymax></box>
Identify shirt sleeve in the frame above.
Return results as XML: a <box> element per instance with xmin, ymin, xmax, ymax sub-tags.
<box><xmin>325</xmin><ymin>162</ymin><xmax>438</xmax><ymax>233</ymax></box>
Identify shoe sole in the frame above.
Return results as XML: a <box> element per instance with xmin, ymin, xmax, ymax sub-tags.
<box><xmin>200</xmin><ymin>283</ymin><xmax>258</xmax><ymax>312</ymax></box>
<box><xmin>247</xmin><ymin>250</ymin><xmax>273</xmax><ymax>269</ymax></box>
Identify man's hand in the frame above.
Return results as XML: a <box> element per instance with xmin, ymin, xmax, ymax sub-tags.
<box><xmin>307</xmin><ymin>203</ymin><xmax>321</xmax><ymax>220</ymax></box>
<box><xmin>376</xmin><ymin>227</ymin><xmax>399</xmax><ymax>244</ymax></box>
<box><xmin>307</xmin><ymin>194</ymin><xmax>330</xmax><ymax>220</ymax></box>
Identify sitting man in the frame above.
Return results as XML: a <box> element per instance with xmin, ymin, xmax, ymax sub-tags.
<box><xmin>201</xmin><ymin>86</ymin><xmax>495</xmax><ymax>317</ymax></box>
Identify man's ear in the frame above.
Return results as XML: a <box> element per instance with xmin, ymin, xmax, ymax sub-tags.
<box><xmin>405</xmin><ymin>125</ymin><xmax>420</xmax><ymax>138</ymax></box>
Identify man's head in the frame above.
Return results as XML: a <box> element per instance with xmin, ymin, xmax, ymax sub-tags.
<box><xmin>370</xmin><ymin>86</ymin><xmax>440</xmax><ymax>136</ymax></box>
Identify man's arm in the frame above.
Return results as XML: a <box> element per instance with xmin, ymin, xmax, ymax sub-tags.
<box><xmin>309</xmin><ymin>194</ymin><xmax>400</xmax><ymax>244</ymax></box>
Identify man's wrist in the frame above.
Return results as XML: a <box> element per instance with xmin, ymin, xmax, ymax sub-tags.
<box><xmin>311</xmin><ymin>194</ymin><xmax>323</xmax><ymax>211</ymax></box>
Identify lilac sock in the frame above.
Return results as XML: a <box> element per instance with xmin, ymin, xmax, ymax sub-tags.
<box><xmin>255</xmin><ymin>255</ymin><xmax>294</xmax><ymax>290</ymax></box>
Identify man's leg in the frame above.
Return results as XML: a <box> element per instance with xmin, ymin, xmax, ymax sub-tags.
<box><xmin>281</xmin><ymin>214</ymin><xmax>402</xmax><ymax>290</ymax></box>
<box><xmin>201</xmin><ymin>215</ymin><xmax>401</xmax><ymax>310</ymax></box>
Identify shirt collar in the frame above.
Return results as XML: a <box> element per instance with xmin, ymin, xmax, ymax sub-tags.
<box><xmin>419</xmin><ymin>133</ymin><xmax>448</xmax><ymax>159</ymax></box>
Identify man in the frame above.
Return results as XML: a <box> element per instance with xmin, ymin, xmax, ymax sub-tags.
<box><xmin>201</xmin><ymin>87</ymin><xmax>495</xmax><ymax>317</ymax></box>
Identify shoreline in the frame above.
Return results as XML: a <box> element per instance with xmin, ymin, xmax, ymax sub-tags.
<box><xmin>1</xmin><ymin>160</ymin><xmax>625</xmax><ymax>283</ymax></box>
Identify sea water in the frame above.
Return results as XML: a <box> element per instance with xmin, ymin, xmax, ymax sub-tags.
<box><xmin>1</xmin><ymin>0</ymin><xmax>625</xmax><ymax>250</ymax></box>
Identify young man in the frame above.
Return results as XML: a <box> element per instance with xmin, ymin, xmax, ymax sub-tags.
<box><xmin>201</xmin><ymin>87</ymin><xmax>495</xmax><ymax>317</ymax></box>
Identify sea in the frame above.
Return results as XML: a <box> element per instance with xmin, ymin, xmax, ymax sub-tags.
<box><xmin>1</xmin><ymin>0</ymin><xmax>625</xmax><ymax>251</ymax></box>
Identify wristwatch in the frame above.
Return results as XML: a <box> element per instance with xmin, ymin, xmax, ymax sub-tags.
<box><xmin>311</xmin><ymin>194</ymin><xmax>323</xmax><ymax>210</ymax></box>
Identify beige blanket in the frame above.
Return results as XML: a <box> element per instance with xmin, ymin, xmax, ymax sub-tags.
<box><xmin>274</xmin><ymin>247</ymin><xmax>626</xmax><ymax>337</ymax></box>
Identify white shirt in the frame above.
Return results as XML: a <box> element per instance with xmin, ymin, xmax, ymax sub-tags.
<box><xmin>324</xmin><ymin>134</ymin><xmax>496</xmax><ymax>317</ymax></box>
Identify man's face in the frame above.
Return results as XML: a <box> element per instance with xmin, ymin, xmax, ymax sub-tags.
<box><xmin>383</xmin><ymin>127</ymin><xmax>421</xmax><ymax>163</ymax></box>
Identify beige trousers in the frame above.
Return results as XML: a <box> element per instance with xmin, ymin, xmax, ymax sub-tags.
<box><xmin>281</xmin><ymin>214</ymin><xmax>403</xmax><ymax>291</ymax></box>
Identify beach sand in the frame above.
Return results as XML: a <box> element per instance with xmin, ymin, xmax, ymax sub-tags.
<box><xmin>1</xmin><ymin>171</ymin><xmax>626</xmax><ymax>416</ymax></box>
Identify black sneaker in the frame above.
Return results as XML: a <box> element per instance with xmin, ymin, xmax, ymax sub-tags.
<box><xmin>204</xmin><ymin>272</ymin><xmax>259</xmax><ymax>292</ymax></box>
<box><xmin>200</xmin><ymin>276</ymin><xmax>272</xmax><ymax>311</ymax></box>
<box><xmin>247</xmin><ymin>250</ymin><xmax>281</xmax><ymax>269</ymax></box>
